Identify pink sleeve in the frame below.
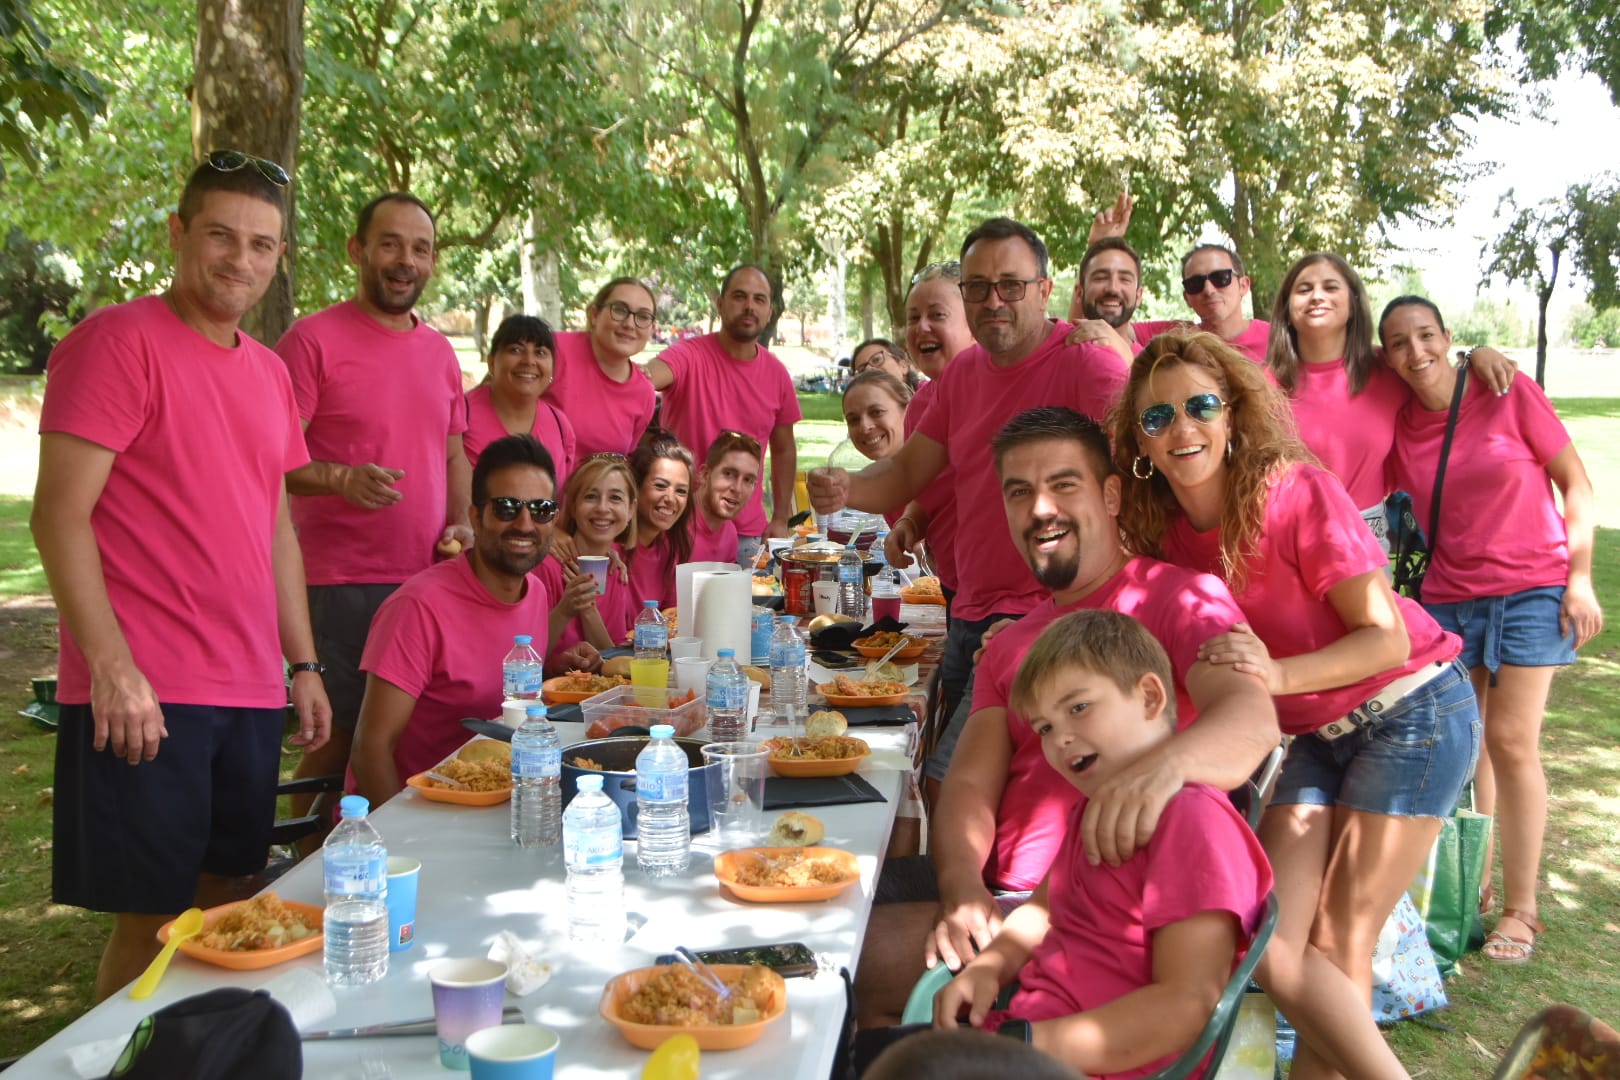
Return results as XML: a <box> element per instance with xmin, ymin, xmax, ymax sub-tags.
<box><xmin>360</xmin><ymin>592</ymin><xmax>437</xmax><ymax>699</ymax></box>
<box><xmin>969</xmin><ymin>626</ymin><xmax>1019</xmax><ymax>713</ymax></box>
<box><xmin>1513</xmin><ymin>380</ymin><xmax>1572</xmax><ymax>467</ymax></box>
<box><xmin>40</xmin><ymin>326</ymin><xmax>149</xmax><ymax>452</ymax></box>
<box><xmin>1149</xmin><ymin>572</ymin><xmax>1245</xmax><ymax>680</ymax></box>
<box><xmin>275</xmin><ymin>324</ymin><xmax>321</xmax><ymax>423</ymax></box>
<box><xmin>915</xmin><ymin>375</ymin><xmax>951</xmax><ymax>446</ymax></box>
<box><xmin>1274</xmin><ymin>468</ymin><xmax>1385</xmax><ymax>600</ymax></box>
<box><xmin>559</xmin><ymin>409</ymin><xmax>578</xmax><ymax>478</ymax></box>
<box><xmin>1142</xmin><ymin>788</ymin><xmax>1271</xmax><ymax>936</ymax></box>
<box><xmin>445</xmin><ymin>350</ymin><xmax>469</xmax><ymax>436</ymax></box>
<box><xmin>278</xmin><ymin>373</ymin><xmax>311</xmax><ymax>473</ymax></box>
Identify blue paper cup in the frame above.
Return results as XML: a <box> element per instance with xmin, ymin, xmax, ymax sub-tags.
<box><xmin>466</xmin><ymin>1024</ymin><xmax>559</xmax><ymax>1079</ymax></box>
<box><xmin>385</xmin><ymin>856</ymin><xmax>420</xmax><ymax>952</ymax></box>
<box><xmin>430</xmin><ymin>957</ymin><xmax>509</xmax><ymax>1070</ymax></box>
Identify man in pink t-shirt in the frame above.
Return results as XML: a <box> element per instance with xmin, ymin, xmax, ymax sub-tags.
<box><xmin>645</xmin><ymin>265</ymin><xmax>802</xmax><ymax>561</ymax></box>
<box><xmin>34</xmin><ymin>158</ymin><xmax>331</xmax><ymax>1001</ymax></box>
<box><xmin>1131</xmin><ymin>244</ymin><xmax>1271</xmax><ymax>362</ymax></box>
<box><xmin>351</xmin><ymin>434</ymin><xmax>588</xmax><ymax>803</ymax></box>
<box><xmin>853</xmin><ymin>407</ymin><xmax>1276</xmax><ymax>1027</ymax></box>
<box><xmin>690</xmin><ymin>431</ymin><xmax>764</xmax><ymax>565</ymax></box>
<box><xmin>1064</xmin><ymin>237</ymin><xmax>1143</xmax><ymax>362</ymax></box>
<box><xmin>277</xmin><ymin>193</ymin><xmax>474</xmax><ymax>814</ymax></box>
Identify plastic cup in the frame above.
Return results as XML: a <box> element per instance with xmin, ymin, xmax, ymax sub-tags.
<box><xmin>872</xmin><ymin>593</ymin><xmax>902</xmax><ymax>623</ymax></box>
<box><xmin>811</xmin><ymin>581</ymin><xmax>838</xmax><ymax>614</ymax></box>
<box><xmin>577</xmin><ymin>555</ymin><xmax>609</xmax><ymax>595</ymax></box>
<box><xmin>466</xmin><ymin>1024</ymin><xmax>559</xmax><ymax>1079</ymax></box>
<box><xmin>630</xmin><ymin>657</ymin><xmax>670</xmax><ymax>707</ymax></box>
<box><xmin>385</xmin><ymin>855</ymin><xmax>420</xmax><ymax>952</ymax></box>
<box><xmin>701</xmin><ymin>741</ymin><xmax>770</xmax><ymax>844</ymax></box>
<box><xmin>430</xmin><ymin>957</ymin><xmax>509</xmax><ymax>1070</ymax></box>
<box><xmin>673</xmin><ymin>656</ymin><xmax>714</xmax><ymax>697</ymax></box>
<box><xmin>669</xmin><ymin>636</ymin><xmax>704</xmax><ymax>660</ymax></box>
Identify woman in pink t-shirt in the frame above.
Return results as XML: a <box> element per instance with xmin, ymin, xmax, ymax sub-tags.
<box><xmin>540</xmin><ymin>456</ymin><xmax>642</xmax><ymax>667</ymax></box>
<box><xmin>841</xmin><ymin>370</ymin><xmax>913</xmax><ymax>505</ymax></box>
<box><xmin>1111</xmin><ymin>332</ymin><xmax>1479</xmax><ymax>1079</ymax></box>
<box><xmin>544</xmin><ymin>278</ymin><xmax>659</xmax><ymax>457</ymax></box>
<box><xmin>625</xmin><ymin>432</ymin><xmax>696</xmax><ymax>608</ymax></box>
<box><xmin>463</xmin><ymin>315</ymin><xmax>578</xmax><ymax>485</ymax></box>
<box><xmin>1380</xmin><ymin>296</ymin><xmax>1603</xmax><ymax>964</ymax></box>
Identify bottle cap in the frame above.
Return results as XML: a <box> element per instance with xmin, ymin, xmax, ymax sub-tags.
<box><xmin>513</xmin><ymin>634</ymin><xmax>533</xmax><ymax>645</ymax></box>
<box><xmin>777</xmin><ymin>615</ymin><xmax>797</xmax><ymax>625</ymax></box>
<box><xmin>718</xmin><ymin>648</ymin><xmax>734</xmax><ymax>658</ymax></box>
<box><xmin>576</xmin><ymin>773</ymin><xmax>604</xmax><ymax>792</ymax></box>
<box><xmin>525</xmin><ymin>705</ymin><xmax>547</xmax><ymax>719</ymax></box>
<box><xmin>643</xmin><ymin>599</ymin><xmax>659</xmax><ymax>608</ymax></box>
<box><xmin>338</xmin><ymin>794</ymin><xmax>370</xmax><ymax>818</ymax></box>
<box><xmin>649</xmin><ymin>724</ymin><xmax>675</xmax><ymax>739</ymax></box>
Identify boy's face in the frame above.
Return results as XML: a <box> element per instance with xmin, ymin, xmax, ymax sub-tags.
<box><xmin>1025</xmin><ymin>665</ymin><xmax>1168</xmax><ymax>798</ymax></box>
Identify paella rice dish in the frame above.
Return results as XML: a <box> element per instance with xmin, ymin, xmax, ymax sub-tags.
<box><xmin>423</xmin><ymin>757</ymin><xmax>512</xmax><ymax>792</ymax></box>
<box><xmin>731</xmin><ymin>850</ymin><xmax>853</xmax><ymax>888</ymax></box>
<box><xmin>196</xmin><ymin>894</ymin><xmax>317</xmax><ymax>952</ymax></box>
<box><xmin>823</xmin><ymin>674</ymin><xmax>908</xmax><ymax>698</ymax></box>
<box><xmin>761</xmin><ymin>735</ymin><xmax>869</xmax><ymax>761</ymax></box>
<box><xmin>619</xmin><ymin>963</ymin><xmax>777</xmax><ymax>1026</ymax></box>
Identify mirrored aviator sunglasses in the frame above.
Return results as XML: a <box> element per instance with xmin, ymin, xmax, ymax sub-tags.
<box><xmin>206</xmin><ymin>148</ymin><xmax>291</xmax><ymax>187</ymax></box>
<box><xmin>487</xmin><ymin>497</ymin><xmax>558</xmax><ymax>523</ymax></box>
<box><xmin>1138</xmin><ymin>393</ymin><xmax>1228</xmax><ymax>437</ymax></box>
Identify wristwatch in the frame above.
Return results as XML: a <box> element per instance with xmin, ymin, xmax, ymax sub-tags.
<box><xmin>289</xmin><ymin>661</ymin><xmax>326</xmax><ymax>676</ymax></box>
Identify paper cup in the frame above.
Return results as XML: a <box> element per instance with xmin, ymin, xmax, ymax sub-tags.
<box><xmin>577</xmin><ymin>555</ymin><xmax>609</xmax><ymax>595</ymax></box>
<box><xmin>811</xmin><ymin>581</ymin><xmax>838</xmax><ymax>614</ymax></box>
<box><xmin>430</xmin><ymin>957</ymin><xmax>509</xmax><ymax>1070</ymax></box>
<box><xmin>467</xmin><ymin>1024</ymin><xmax>559</xmax><ymax>1079</ymax></box>
<box><xmin>673</xmin><ymin>656</ymin><xmax>714</xmax><ymax>697</ymax></box>
<box><xmin>385</xmin><ymin>855</ymin><xmax>420</xmax><ymax>952</ymax></box>
<box><xmin>701</xmin><ymin>741</ymin><xmax>770</xmax><ymax>844</ymax></box>
<box><xmin>747</xmin><ymin>680</ymin><xmax>761</xmax><ymax>721</ymax></box>
<box><xmin>670</xmin><ymin>636</ymin><xmax>704</xmax><ymax>660</ymax></box>
<box><xmin>501</xmin><ymin>700</ymin><xmax>530</xmax><ymax>728</ymax></box>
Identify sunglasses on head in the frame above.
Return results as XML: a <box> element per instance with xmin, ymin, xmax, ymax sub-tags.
<box><xmin>910</xmin><ymin>260</ymin><xmax>962</xmax><ymax>285</ymax></box>
<box><xmin>206</xmin><ymin>149</ymin><xmax>290</xmax><ymax>187</ymax></box>
<box><xmin>1138</xmin><ymin>393</ymin><xmax>1228</xmax><ymax>437</ymax></box>
<box><xmin>485</xmin><ymin>496</ymin><xmax>558</xmax><ymax>523</ymax></box>
<box><xmin>1181</xmin><ymin>268</ymin><xmax>1235</xmax><ymax>294</ymax></box>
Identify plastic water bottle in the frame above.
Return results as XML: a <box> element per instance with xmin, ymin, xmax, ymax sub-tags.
<box><xmin>635</xmin><ymin>723</ymin><xmax>690</xmax><ymax>878</ymax></box>
<box><xmin>511</xmin><ymin>704</ymin><xmax>561</xmax><ymax>847</ymax></box>
<box><xmin>706</xmin><ymin>648</ymin><xmax>750</xmax><ymax>741</ymax></box>
<box><xmin>770</xmin><ymin>615</ymin><xmax>808</xmax><ymax>728</ymax></box>
<box><xmin>871</xmin><ymin>527</ymin><xmax>889</xmax><ymax>569</ymax></box>
<box><xmin>323</xmin><ymin>795</ymin><xmax>388</xmax><ymax>987</ymax></box>
<box><xmin>564</xmin><ymin>774</ymin><xmax>625</xmax><ymax>943</ymax></box>
<box><xmin>837</xmin><ymin>543</ymin><xmax>866</xmax><ymax>620</ymax></box>
<box><xmin>502</xmin><ymin>634</ymin><xmax>544</xmax><ymax>700</ymax></box>
<box><xmin>634</xmin><ymin>600</ymin><xmax>668</xmax><ymax>659</ymax></box>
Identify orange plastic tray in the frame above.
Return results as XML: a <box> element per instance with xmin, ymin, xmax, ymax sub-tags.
<box><xmin>713</xmin><ymin>846</ymin><xmax>861</xmax><ymax>903</ymax></box>
<box><xmin>816</xmin><ymin>684</ymin><xmax>906</xmax><ymax>708</ymax></box>
<box><xmin>600</xmin><ymin>964</ymin><xmax>787</xmax><ymax>1050</ymax></box>
<box><xmin>761</xmin><ymin>735</ymin><xmax>870</xmax><ymax>777</ymax></box>
<box><xmin>156</xmin><ymin>898</ymin><xmax>324</xmax><ymax>971</ymax></box>
<box><xmin>852</xmin><ymin>636</ymin><xmax>927</xmax><ymax>661</ymax></box>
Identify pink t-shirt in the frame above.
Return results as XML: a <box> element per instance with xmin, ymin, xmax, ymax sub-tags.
<box><xmin>915</xmin><ymin>323</ymin><xmax>1127</xmax><ymax>621</ymax></box>
<box><xmin>461</xmin><ymin>385</ymin><xmax>577</xmax><ymax>486</ymax></box>
<box><xmin>543</xmin><ymin>331</ymin><xmax>657</xmax><ymax>458</ymax></box>
<box><xmin>278</xmin><ymin>301</ymin><xmax>468</xmax><ymax>585</ymax></box>
<box><xmin>534</xmin><ymin>548</ymin><xmax>639</xmax><ymax>659</ymax></box>
<box><xmin>993</xmin><ymin>785</ymin><xmax>1273</xmax><ymax>1080</ymax></box>
<box><xmin>360</xmin><ymin>554</ymin><xmax>551</xmax><ymax>779</ymax></box>
<box><xmin>1282</xmin><ymin>359</ymin><xmax>1408</xmax><ymax>510</ymax></box>
<box><xmin>628</xmin><ymin>532</ymin><xmax>679</xmax><ymax>607</ymax></box>
<box><xmin>1163</xmin><ymin>463</ymin><xmax>1459</xmax><ymax>735</ymax></box>
<box><xmin>1135</xmin><ymin>318</ymin><xmax>1271</xmax><ymax>364</ymax></box>
<box><xmin>690</xmin><ymin>508</ymin><xmax>740</xmax><ymax>564</ymax></box>
<box><xmin>657</xmin><ymin>334</ymin><xmax>802</xmax><ymax>535</ymax></box>
<box><xmin>1387</xmin><ymin>374</ymin><xmax>1571</xmax><ymax>604</ymax></box>
<box><xmin>903</xmin><ymin>380</ymin><xmax>957</xmax><ymax>592</ymax></box>
<box><xmin>40</xmin><ymin>296</ymin><xmax>309</xmax><ymax>708</ymax></box>
<box><xmin>970</xmin><ymin>558</ymin><xmax>1247</xmax><ymax>892</ymax></box>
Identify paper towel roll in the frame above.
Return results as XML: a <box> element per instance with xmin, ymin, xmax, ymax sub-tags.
<box><xmin>691</xmin><ymin>570</ymin><xmax>753</xmax><ymax>661</ymax></box>
<box><xmin>676</xmin><ymin>560</ymin><xmax>740</xmax><ymax>635</ymax></box>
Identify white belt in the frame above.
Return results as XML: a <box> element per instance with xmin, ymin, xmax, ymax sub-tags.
<box><xmin>1315</xmin><ymin>661</ymin><xmax>1451</xmax><ymax>742</ymax></box>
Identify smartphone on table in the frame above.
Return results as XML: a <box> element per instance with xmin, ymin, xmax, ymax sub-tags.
<box><xmin>654</xmin><ymin>941</ymin><xmax>819</xmax><ymax>978</ymax></box>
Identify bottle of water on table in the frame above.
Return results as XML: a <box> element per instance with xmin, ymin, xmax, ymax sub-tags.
<box><xmin>323</xmin><ymin>795</ymin><xmax>388</xmax><ymax>987</ymax></box>
<box><xmin>502</xmin><ymin>634</ymin><xmax>544</xmax><ymax>700</ymax></box>
<box><xmin>635</xmin><ymin>723</ymin><xmax>690</xmax><ymax>877</ymax></box>
<box><xmin>770</xmin><ymin>615</ymin><xmax>807</xmax><ymax>728</ymax></box>
<box><xmin>706</xmin><ymin>647</ymin><xmax>750</xmax><ymax>741</ymax></box>
<box><xmin>837</xmin><ymin>542</ymin><xmax>866</xmax><ymax>620</ymax></box>
<box><xmin>634</xmin><ymin>600</ymin><xmax>668</xmax><ymax>659</ymax></box>
<box><xmin>564</xmin><ymin>773</ymin><xmax>625</xmax><ymax>943</ymax></box>
<box><xmin>511</xmin><ymin>704</ymin><xmax>561</xmax><ymax>847</ymax></box>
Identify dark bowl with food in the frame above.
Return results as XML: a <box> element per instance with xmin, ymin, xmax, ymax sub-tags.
<box><xmin>561</xmin><ymin>735</ymin><xmax>720</xmax><ymax>838</ymax></box>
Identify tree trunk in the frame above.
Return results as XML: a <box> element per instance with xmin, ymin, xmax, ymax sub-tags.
<box><xmin>520</xmin><ymin>208</ymin><xmax>540</xmax><ymax>315</ymax></box>
<box><xmin>826</xmin><ymin>237</ymin><xmax>848</xmax><ymax>360</ymax></box>
<box><xmin>192</xmin><ymin>0</ymin><xmax>304</xmax><ymax>345</ymax></box>
<box><xmin>1536</xmin><ymin>243</ymin><xmax>1561</xmax><ymax>389</ymax></box>
<box><xmin>859</xmin><ymin>263</ymin><xmax>874</xmax><ymax>340</ymax></box>
<box><xmin>534</xmin><ymin>248</ymin><xmax>562</xmax><ymax>327</ymax></box>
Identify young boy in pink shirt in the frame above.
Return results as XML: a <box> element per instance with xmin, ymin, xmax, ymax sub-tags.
<box><xmin>691</xmin><ymin>430</ymin><xmax>764</xmax><ymax>565</ymax></box>
<box><xmin>933</xmin><ymin>610</ymin><xmax>1271</xmax><ymax>1080</ymax></box>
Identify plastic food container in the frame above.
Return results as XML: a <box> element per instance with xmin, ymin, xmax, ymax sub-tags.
<box><xmin>578</xmin><ymin>684</ymin><xmax>706</xmax><ymax>739</ymax></box>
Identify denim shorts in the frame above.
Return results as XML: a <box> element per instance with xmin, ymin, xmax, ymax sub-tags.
<box><xmin>1424</xmin><ymin>585</ymin><xmax>1577</xmax><ymax>674</ymax></box>
<box><xmin>1271</xmin><ymin>660</ymin><xmax>1480</xmax><ymax>819</ymax></box>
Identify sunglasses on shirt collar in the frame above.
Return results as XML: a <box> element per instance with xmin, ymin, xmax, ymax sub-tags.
<box><xmin>1137</xmin><ymin>393</ymin><xmax>1228</xmax><ymax>437</ymax></box>
<box><xmin>484</xmin><ymin>497</ymin><xmax>559</xmax><ymax>523</ymax></box>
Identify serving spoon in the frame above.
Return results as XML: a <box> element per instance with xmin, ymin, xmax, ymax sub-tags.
<box><xmin>131</xmin><ymin>906</ymin><xmax>203</xmax><ymax>1000</ymax></box>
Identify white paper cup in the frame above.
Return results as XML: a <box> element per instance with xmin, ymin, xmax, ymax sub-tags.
<box><xmin>811</xmin><ymin>581</ymin><xmax>839</xmax><ymax>614</ymax></box>
<box><xmin>673</xmin><ymin>656</ymin><xmax>714</xmax><ymax>696</ymax></box>
<box><xmin>501</xmin><ymin>700</ymin><xmax>530</xmax><ymax>728</ymax></box>
<box><xmin>670</xmin><ymin>636</ymin><xmax>704</xmax><ymax>660</ymax></box>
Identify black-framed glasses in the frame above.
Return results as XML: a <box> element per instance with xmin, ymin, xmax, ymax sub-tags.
<box><xmin>484</xmin><ymin>497</ymin><xmax>559</xmax><ymax>523</ymax></box>
<box><xmin>958</xmin><ymin>277</ymin><xmax>1043</xmax><ymax>304</ymax></box>
<box><xmin>605</xmin><ymin>300</ymin><xmax>654</xmax><ymax>328</ymax></box>
<box><xmin>910</xmin><ymin>260</ymin><xmax>962</xmax><ymax>285</ymax></box>
<box><xmin>206</xmin><ymin>149</ymin><xmax>290</xmax><ymax>187</ymax></box>
<box><xmin>1138</xmin><ymin>393</ymin><xmax>1228</xmax><ymax>437</ymax></box>
<box><xmin>1181</xmin><ymin>268</ymin><xmax>1236</xmax><ymax>294</ymax></box>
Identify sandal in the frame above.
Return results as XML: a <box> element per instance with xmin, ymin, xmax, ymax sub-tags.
<box><xmin>1482</xmin><ymin>908</ymin><xmax>1545</xmax><ymax>964</ymax></box>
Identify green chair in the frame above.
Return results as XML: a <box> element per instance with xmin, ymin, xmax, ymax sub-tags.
<box><xmin>902</xmin><ymin>893</ymin><xmax>1280</xmax><ymax>1080</ymax></box>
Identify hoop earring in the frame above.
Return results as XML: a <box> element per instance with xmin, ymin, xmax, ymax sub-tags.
<box><xmin>1225</xmin><ymin>440</ymin><xmax>1234</xmax><ymax>462</ymax></box>
<box><xmin>1132</xmin><ymin>455</ymin><xmax>1155</xmax><ymax>479</ymax></box>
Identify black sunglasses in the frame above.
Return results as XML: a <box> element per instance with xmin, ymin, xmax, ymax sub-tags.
<box><xmin>1181</xmin><ymin>268</ymin><xmax>1235</xmax><ymax>294</ymax></box>
<box><xmin>207</xmin><ymin>149</ymin><xmax>291</xmax><ymax>187</ymax></box>
<box><xmin>1138</xmin><ymin>393</ymin><xmax>1228</xmax><ymax>437</ymax></box>
<box><xmin>484</xmin><ymin>496</ymin><xmax>559</xmax><ymax>523</ymax></box>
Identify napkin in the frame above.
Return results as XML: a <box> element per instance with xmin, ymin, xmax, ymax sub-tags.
<box><xmin>487</xmin><ymin>931</ymin><xmax>553</xmax><ymax>996</ymax></box>
<box><xmin>65</xmin><ymin>968</ymin><xmax>336</xmax><ymax>1078</ymax></box>
<box><xmin>763</xmin><ymin>774</ymin><xmax>887</xmax><ymax>809</ymax></box>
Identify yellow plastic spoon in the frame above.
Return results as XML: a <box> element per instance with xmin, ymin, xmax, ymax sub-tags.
<box><xmin>130</xmin><ymin>907</ymin><xmax>204</xmax><ymax>1000</ymax></box>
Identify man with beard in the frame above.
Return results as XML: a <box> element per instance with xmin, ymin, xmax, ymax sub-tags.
<box><xmin>853</xmin><ymin>407</ymin><xmax>1277</xmax><ymax>1027</ymax></box>
<box><xmin>691</xmin><ymin>431</ymin><xmax>763</xmax><ymax>565</ymax></box>
<box><xmin>350</xmin><ymin>435</ymin><xmax>586</xmax><ymax>805</ymax></box>
<box><xmin>646</xmin><ymin>265</ymin><xmax>801</xmax><ymax>564</ymax></box>
<box><xmin>277</xmin><ymin>192</ymin><xmax>474</xmax><ymax>824</ymax></box>
<box><xmin>1064</xmin><ymin>237</ymin><xmax>1144</xmax><ymax>360</ymax></box>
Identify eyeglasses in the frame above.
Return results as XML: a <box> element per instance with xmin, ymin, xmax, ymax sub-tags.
<box><xmin>853</xmin><ymin>352</ymin><xmax>902</xmax><ymax>373</ymax></box>
<box><xmin>484</xmin><ymin>497</ymin><xmax>559</xmax><ymax>523</ymax></box>
<box><xmin>605</xmin><ymin>300</ymin><xmax>654</xmax><ymax>328</ymax></box>
<box><xmin>910</xmin><ymin>261</ymin><xmax>962</xmax><ymax>285</ymax></box>
<box><xmin>1181</xmin><ymin>268</ymin><xmax>1236</xmax><ymax>294</ymax></box>
<box><xmin>958</xmin><ymin>277</ymin><xmax>1043</xmax><ymax>304</ymax></box>
<box><xmin>1138</xmin><ymin>393</ymin><xmax>1228</xmax><ymax>437</ymax></box>
<box><xmin>206</xmin><ymin>149</ymin><xmax>290</xmax><ymax>188</ymax></box>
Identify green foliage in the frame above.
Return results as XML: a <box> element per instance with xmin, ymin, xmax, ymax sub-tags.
<box><xmin>0</xmin><ymin>0</ymin><xmax>103</xmax><ymax>178</ymax></box>
<box><xmin>1567</xmin><ymin>304</ymin><xmax>1620</xmax><ymax>349</ymax></box>
<box><xmin>1449</xmin><ymin>296</ymin><xmax>1530</xmax><ymax>349</ymax></box>
<box><xmin>1483</xmin><ymin>0</ymin><xmax>1620</xmax><ymax>107</ymax></box>
<box><xmin>0</xmin><ymin>226</ymin><xmax>76</xmax><ymax>372</ymax></box>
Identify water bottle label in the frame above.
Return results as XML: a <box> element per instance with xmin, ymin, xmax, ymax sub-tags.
<box><xmin>324</xmin><ymin>852</ymin><xmax>386</xmax><ymax>895</ymax></box>
<box><xmin>503</xmin><ymin>665</ymin><xmax>543</xmax><ymax>697</ymax></box>
<box><xmin>770</xmin><ymin>640</ymin><xmax>806</xmax><ymax>667</ymax></box>
<box><xmin>706</xmin><ymin>681</ymin><xmax>748</xmax><ymax>711</ymax></box>
<box><xmin>637</xmin><ymin>771</ymin><xmax>688</xmax><ymax>801</ymax></box>
<box><xmin>567</xmin><ymin>827</ymin><xmax>623</xmax><ymax>865</ymax></box>
<box><xmin>513</xmin><ymin>746</ymin><xmax>560</xmax><ymax>778</ymax></box>
<box><xmin>635</xmin><ymin>624</ymin><xmax>668</xmax><ymax>651</ymax></box>
<box><xmin>838</xmin><ymin>564</ymin><xmax>861</xmax><ymax>584</ymax></box>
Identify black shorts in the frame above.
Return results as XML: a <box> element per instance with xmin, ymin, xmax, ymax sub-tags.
<box><xmin>308</xmin><ymin>582</ymin><xmax>399</xmax><ymax>731</ymax></box>
<box><xmin>53</xmin><ymin>702</ymin><xmax>286</xmax><ymax>914</ymax></box>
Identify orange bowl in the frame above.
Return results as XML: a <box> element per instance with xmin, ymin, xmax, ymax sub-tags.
<box><xmin>600</xmin><ymin>964</ymin><xmax>788</xmax><ymax>1050</ymax></box>
<box><xmin>542</xmin><ymin>674</ymin><xmax>628</xmax><ymax>705</ymax></box>
<box><xmin>852</xmin><ymin>636</ymin><xmax>927</xmax><ymax>661</ymax></box>
<box><xmin>714</xmin><ymin>846</ymin><xmax>861</xmax><ymax>903</ymax></box>
<box><xmin>156</xmin><ymin>898</ymin><xmax>324</xmax><ymax>971</ymax></box>
<box><xmin>816</xmin><ymin>683</ymin><xmax>907</xmax><ymax>708</ymax></box>
<box><xmin>761</xmin><ymin>735</ymin><xmax>870</xmax><ymax>777</ymax></box>
<box><xmin>406</xmin><ymin>770</ymin><xmax>512</xmax><ymax>805</ymax></box>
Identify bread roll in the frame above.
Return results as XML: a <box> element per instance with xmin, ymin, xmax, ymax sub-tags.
<box><xmin>767</xmin><ymin>811</ymin><xmax>824</xmax><ymax>847</ymax></box>
<box><xmin>742</xmin><ymin>664</ymin><xmax>772</xmax><ymax>691</ymax></box>
<box><xmin>600</xmin><ymin>656</ymin><xmax>633</xmax><ymax>678</ymax></box>
<box><xmin>457</xmin><ymin>739</ymin><xmax>511</xmax><ymax>764</ymax></box>
<box><xmin>806</xmin><ymin>709</ymin><xmax>848</xmax><ymax>737</ymax></box>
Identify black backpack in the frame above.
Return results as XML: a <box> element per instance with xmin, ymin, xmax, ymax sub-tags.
<box><xmin>108</xmin><ymin>987</ymin><xmax>300</xmax><ymax>1079</ymax></box>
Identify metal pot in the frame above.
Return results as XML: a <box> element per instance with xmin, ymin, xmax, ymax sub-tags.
<box><xmin>778</xmin><ymin>542</ymin><xmax>879</xmax><ymax>615</ymax></box>
<box><xmin>560</xmin><ymin>735</ymin><xmax>719</xmax><ymax>838</ymax></box>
